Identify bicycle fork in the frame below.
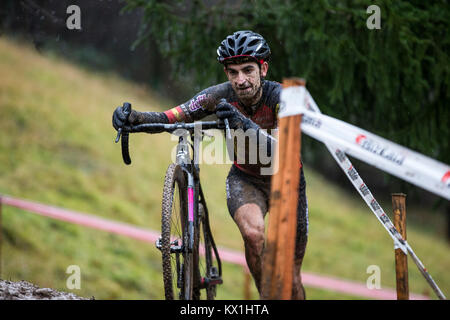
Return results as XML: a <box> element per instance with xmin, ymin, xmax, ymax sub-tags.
<box><xmin>177</xmin><ymin>133</ymin><xmax>195</xmax><ymax>253</ymax></box>
<box><xmin>187</xmin><ymin>174</ymin><xmax>195</xmax><ymax>253</ymax></box>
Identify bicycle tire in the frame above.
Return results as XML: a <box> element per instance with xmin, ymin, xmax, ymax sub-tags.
<box><xmin>195</xmin><ymin>202</ymin><xmax>214</xmax><ymax>300</ymax></box>
<box><xmin>161</xmin><ymin>163</ymin><xmax>194</xmax><ymax>300</ymax></box>
<box><xmin>188</xmin><ymin>203</ymin><xmax>217</xmax><ymax>300</ymax></box>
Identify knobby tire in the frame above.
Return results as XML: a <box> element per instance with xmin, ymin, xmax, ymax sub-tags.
<box><xmin>161</xmin><ymin>164</ymin><xmax>194</xmax><ymax>300</ymax></box>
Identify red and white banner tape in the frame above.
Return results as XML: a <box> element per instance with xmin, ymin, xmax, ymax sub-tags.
<box><xmin>279</xmin><ymin>85</ymin><xmax>447</xmax><ymax>300</ymax></box>
<box><xmin>280</xmin><ymin>86</ymin><xmax>450</xmax><ymax>201</ymax></box>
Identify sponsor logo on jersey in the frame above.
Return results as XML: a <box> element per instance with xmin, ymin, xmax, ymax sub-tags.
<box><xmin>188</xmin><ymin>94</ymin><xmax>207</xmax><ymax>112</ymax></box>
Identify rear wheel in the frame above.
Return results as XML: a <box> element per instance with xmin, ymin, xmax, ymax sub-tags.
<box><xmin>161</xmin><ymin>164</ymin><xmax>193</xmax><ymax>300</ymax></box>
<box><xmin>198</xmin><ymin>202</ymin><xmax>220</xmax><ymax>300</ymax></box>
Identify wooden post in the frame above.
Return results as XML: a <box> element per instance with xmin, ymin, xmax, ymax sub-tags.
<box><xmin>0</xmin><ymin>196</ymin><xmax>2</xmax><ymax>277</ymax></box>
<box><xmin>261</xmin><ymin>78</ymin><xmax>304</xmax><ymax>299</ymax></box>
<box><xmin>243</xmin><ymin>267</ymin><xmax>252</xmax><ymax>300</ymax></box>
<box><xmin>392</xmin><ymin>193</ymin><xmax>409</xmax><ymax>300</ymax></box>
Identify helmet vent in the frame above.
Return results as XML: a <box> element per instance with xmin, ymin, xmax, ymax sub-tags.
<box><xmin>217</xmin><ymin>30</ymin><xmax>271</xmax><ymax>64</ymax></box>
<box><xmin>248</xmin><ymin>39</ymin><xmax>259</xmax><ymax>47</ymax></box>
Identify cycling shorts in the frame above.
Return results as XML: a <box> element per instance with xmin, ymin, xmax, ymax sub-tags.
<box><xmin>225</xmin><ymin>165</ymin><xmax>309</xmax><ymax>260</ymax></box>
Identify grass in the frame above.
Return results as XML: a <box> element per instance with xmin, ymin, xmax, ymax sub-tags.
<box><xmin>0</xmin><ymin>36</ymin><xmax>448</xmax><ymax>300</ymax></box>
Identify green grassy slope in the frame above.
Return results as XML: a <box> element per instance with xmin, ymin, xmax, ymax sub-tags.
<box><xmin>0</xmin><ymin>37</ymin><xmax>448</xmax><ymax>299</ymax></box>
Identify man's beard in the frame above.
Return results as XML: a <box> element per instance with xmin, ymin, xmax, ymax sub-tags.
<box><xmin>235</xmin><ymin>81</ymin><xmax>261</xmax><ymax>104</ymax></box>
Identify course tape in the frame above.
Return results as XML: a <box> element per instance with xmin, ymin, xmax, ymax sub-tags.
<box><xmin>0</xmin><ymin>194</ymin><xmax>431</xmax><ymax>300</ymax></box>
<box><xmin>280</xmin><ymin>86</ymin><xmax>447</xmax><ymax>300</ymax></box>
<box><xmin>280</xmin><ymin>86</ymin><xmax>450</xmax><ymax>201</ymax></box>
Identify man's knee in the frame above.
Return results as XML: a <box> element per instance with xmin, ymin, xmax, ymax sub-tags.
<box><xmin>242</xmin><ymin>225</ymin><xmax>265</xmax><ymax>250</ymax></box>
<box><xmin>234</xmin><ymin>204</ymin><xmax>265</xmax><ymax>250</ymax></box>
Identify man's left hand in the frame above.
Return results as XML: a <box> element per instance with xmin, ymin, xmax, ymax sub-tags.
<box><xmin>215</xmin><ymin>100</ymin><xmax>257</xmax><ymax>130</ymax></box>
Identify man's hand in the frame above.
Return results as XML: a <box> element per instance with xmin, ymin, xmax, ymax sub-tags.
<box><xmin>113</xmin><ymin>105</ymin><xmax>135</xmax><ymax>131</ymax></box>
<box><xmin>113</xmin><ymin>105</ymin><xmax>170</xmax><ymax>133</ymax></box>
<box><xmin>215</xmin><ymin>100</ymin><xmax>258</xmax><ymax>131</ymax></box>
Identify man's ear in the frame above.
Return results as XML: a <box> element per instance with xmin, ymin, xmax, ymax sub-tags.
<box><xmin>260</xmin><ymin>61</ymin><xmax>269</xmax><ymax>78</ymax></box>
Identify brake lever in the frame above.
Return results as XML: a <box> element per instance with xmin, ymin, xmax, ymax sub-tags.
<box><xmin>224</xmin><ymin>118</ymin><xmax>232</xmax><ymax>140</ymax></box>
<box><xmin>218</xmin><ymin>99</ymin><xmax>232</xmax><ymax>140</ymax></box>
<box><xmin>115</xmin><ymin>129</ymin><xmax>122</xmax><ymax>143</ymax></box>
<box><xmin>114</xmin><ymin>102</ymin><xmax>132</xmax><ymax>165</ymax></box>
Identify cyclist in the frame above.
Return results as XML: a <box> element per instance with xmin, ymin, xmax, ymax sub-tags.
<box><xmin>112</xmin><ymin>30</ymin><xmax>308</xmax><ymax>299</ymax></box>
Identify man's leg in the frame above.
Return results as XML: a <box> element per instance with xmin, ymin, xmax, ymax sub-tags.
<box><xmin>292</xmin><ymin>258</ymin><xmax>306</xmax><ymax>299</ymax></box>
<box><xmin>234</xmin><ymin>202</ymin><xmax>306</xmax><ymax>299</ymax></box>
<box><xmin>233</xmin><ymin>203</ymin><xmax>266</xmax><ymax>295</ymax></box>
<box><xmin>226</xmin><ymin>166</ymin><xmax>269</xmax><ymax>295</ymax></box>
<box><xmin>292</xmin><ymin>166</ymin><xmax>308</xmax><ymax>299</ymax></box>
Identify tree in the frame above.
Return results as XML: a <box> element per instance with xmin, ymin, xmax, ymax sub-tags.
<box><xmin>123</xmin><ymin>0</ymin><xmax>450</xmax><ymax>166</ymax></box>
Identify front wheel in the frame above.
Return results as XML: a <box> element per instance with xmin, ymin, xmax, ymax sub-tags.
<box><xmin>161</xmin><ymin>164</ymin><xmax>193</xmax><ymax>300</ymax></box>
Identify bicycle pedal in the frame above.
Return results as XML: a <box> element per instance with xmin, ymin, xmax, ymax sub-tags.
<box><xmin>199</xmin><ymin>266</ymin><xmax>223</xmax><ymax>288</ymax></box>
<box><xmin>209</xmin><ymin>266</ymin><xmax>219</xmax><ymax>278</ymax></box>
<box><xmin>210</xmin><ymin>277</ymin><xmax>223</xmax><ymax>285</ymax></box>
<box><xmin>170</xmin><ymin>240</ymin><xmax>183</xmax><ymax>253</ymax></box>
<box><xmin>200</xmin><ymin>276</ymin><xmax>223</xmax><ymax>288</ymax></box>
<box><xmin>155</xmin><ymin>237</ymin><xmax>183</xmax><ymax>253</ymax></box>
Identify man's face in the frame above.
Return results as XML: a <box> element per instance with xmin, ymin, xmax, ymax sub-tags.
<box><xmin>224</xmin><ymin>61</ymin><xmax>268</xmax><ymax>105</ymax></box>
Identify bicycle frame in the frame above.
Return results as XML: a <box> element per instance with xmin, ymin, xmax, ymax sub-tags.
<box><xmin>175</xmin><ymin>132</ymin><xmax>196</xmax><ymax>252</ymax></box>
<box><xmin>173</xmin><ymin>128</ymin><xmax>223</xmax><ymax>285</ymax></box>
<box><xmin>115</xmin><ymin>105</ymin><xmax>224</xmax><ymax>297</ymax></box>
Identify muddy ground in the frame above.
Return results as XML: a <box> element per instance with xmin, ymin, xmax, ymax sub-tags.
<box><xmin>0</xmin><ymin>279</ymin><xmax>92</xmax><ymax>300</ymax></box>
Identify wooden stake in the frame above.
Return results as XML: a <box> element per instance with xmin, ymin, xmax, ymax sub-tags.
<box><xmin>0</xmin><ymin>196</ymin><xmax>2</xmax><ymax>277</ymax></box>
<box><xmin>243</xmin><ymin>267</ymin><xmax>252</xmax><ymax>300</ymax></box>
<box><xmin>261</xmin><ymin>78</ymin><xmax>304</xmax><ymax>299</ymax></box>
<box><xmin>392</xmin><ymin>193</ymin><xmax>409</xmax><ymax>300</ymax></box>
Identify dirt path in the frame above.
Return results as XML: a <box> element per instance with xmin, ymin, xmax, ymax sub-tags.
<box><xmin>0</xmin><ymin>279</ymin><xmax>92</xmax><ymax>300</ymax></box>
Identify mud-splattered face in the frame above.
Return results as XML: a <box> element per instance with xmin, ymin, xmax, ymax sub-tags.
<box><xmin>224</xmin><ymin>61</ymin><xmax>268</xmax><ymax>106</ymax></box>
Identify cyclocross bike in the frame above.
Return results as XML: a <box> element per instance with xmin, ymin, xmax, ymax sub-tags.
<box><xmin>115</xmin><ymin>102</ymin><xmax>224</xmax><ymax>300</ymax></box>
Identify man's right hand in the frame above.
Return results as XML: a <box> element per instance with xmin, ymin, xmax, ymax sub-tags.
<box><xmin>113</xmin><ymin>105</ymin><xmax>171</xmax><ymax>132</ymax></box>
<box><xmin>113</xmin><ymin>105</ymin><xmax>127</xmax><ymax>131</ymax></box>
<box><xmin>112</xmin><ymin>106</ymin><xmax>137</xmax><ymax>131</ymax></box>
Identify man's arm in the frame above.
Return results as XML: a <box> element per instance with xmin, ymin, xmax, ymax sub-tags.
<box><xmin>112</xmin><ymin>82</ymin><xmax>231</xmax><ymax>131</ymax></box>
<box><xmin>163</xmin><ymin>82</ymin><xmax>232</xmax><ymax>123</ymax></box>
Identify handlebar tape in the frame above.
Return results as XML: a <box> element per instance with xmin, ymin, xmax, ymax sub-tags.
<box><xmin>121</xmin><ymin>102</ymin><xmax>132</xmax><ymax>165</ymax></box>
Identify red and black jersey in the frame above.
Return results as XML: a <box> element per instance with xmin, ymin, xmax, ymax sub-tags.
<box><xmin>163</xmin><ymin>80</ymin><xmax>282</xmax><ymax>176</ymax></box>
<box><xmin>164</xmin><ymin>80</ymin><xmax>281</xmax><ymax>128</ymax></box>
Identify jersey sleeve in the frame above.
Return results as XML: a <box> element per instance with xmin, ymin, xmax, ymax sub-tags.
<box><xmin>265</xmin><ymin>80</ymin><xmax>282</xmax><ymax>120</ymax></box>
<box><xmin>163</xmin><ymin>82</ymin><xmax>233</xmax><ymax>123</ymax></box>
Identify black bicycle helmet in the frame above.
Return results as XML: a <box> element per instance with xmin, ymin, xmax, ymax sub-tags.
<box><xmin>217</xmin><ymin>30</ymin><xmax>271</xmax><ymax>65</ymax></box>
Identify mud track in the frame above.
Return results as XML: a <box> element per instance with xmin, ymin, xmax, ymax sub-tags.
<box><xmin>0</xmin><ymin>279</ymin><xmax>93</xmax><ymax>300</ymax></box>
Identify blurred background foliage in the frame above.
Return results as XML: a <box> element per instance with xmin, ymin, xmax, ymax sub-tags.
<box><xmin>0</xmin><ymin>0</ymin><xmax>448</xmax><ymax>299</ymax></box>
<box><xmin>123</xmin><ymin>0</ymin><xmax>449</xmax><ymax>167</ymax></box>
<box><xmin>1</xmin><ymin>0</ymin><xmax>448</xmax><ymax>211</ymax></box>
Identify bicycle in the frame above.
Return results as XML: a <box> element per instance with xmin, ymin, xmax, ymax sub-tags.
<box><xmin>115</xmin><ymin>102</ymin><xmax>224</xmax><ymax>300</ymax></box>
